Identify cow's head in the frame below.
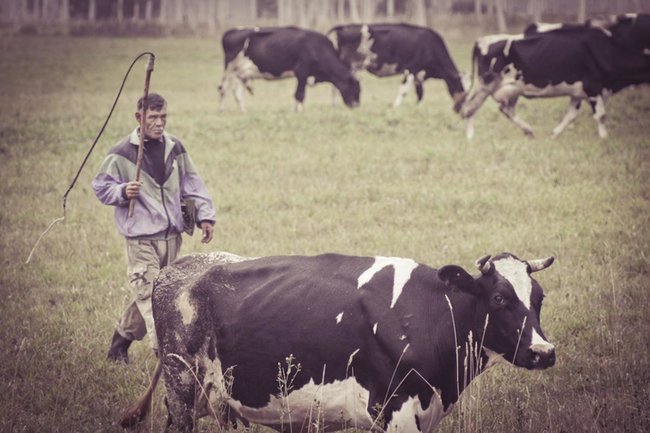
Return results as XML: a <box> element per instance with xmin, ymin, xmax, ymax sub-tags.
<box><xmin>439</xmin><ymin>253</ymin><xmax>556</xmax><ymax>370</ymax></box>
<box><xmin>338</xmin><ymin>75</ymin><xmax>361</xmax><ymax>108</ymax></box>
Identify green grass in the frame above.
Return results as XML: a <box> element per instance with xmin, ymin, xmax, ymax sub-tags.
<box><xmin>1</xmin><ymin>34</ymin><xmax>649</xmax><ymax>433</ymax></box>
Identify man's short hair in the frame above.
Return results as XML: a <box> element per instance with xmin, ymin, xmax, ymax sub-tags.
<box><xmin>137</xmin><ymin>93</ymin><xmax>166</xmax><ymax>112</ymax></box>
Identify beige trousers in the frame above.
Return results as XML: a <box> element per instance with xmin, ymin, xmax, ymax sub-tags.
<box><xmin>116</xmin><ymin>235</ymin><xmax>182</xmax><ymax>349</ymax></box>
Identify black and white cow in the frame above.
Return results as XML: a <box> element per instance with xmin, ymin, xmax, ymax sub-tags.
<box><xmin>218</xmin><ymin>26</ymin><xmax>360</xmax><ymax>112</ymax></box>
<box><xmin>121</xmin><ymin>251</ymin><xmax>556</xmax><ymax>433</ymax></box>
<box><xmin>328</xmin><ymin>23</ymin><xmax>466</xmax><ymax>111</ymax></box>
<box><xmin>460</xmin><ymin>24</ymin><xmax>650</xmax><ymax>139</ymax></box>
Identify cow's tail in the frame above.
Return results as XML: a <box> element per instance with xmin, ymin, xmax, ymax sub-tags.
<box><xmin>119</xmin><ymin>359</ymin><xmax>164</xmax><ymax>428</ymax></box>
<box><xmin>326</xmin><ymin>25</ymin><xmax>341</xmax><ymax>50</ymax></box>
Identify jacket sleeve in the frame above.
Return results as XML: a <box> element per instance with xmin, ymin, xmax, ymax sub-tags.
<box><xmin>177</xmin><ymin>152</ymin><xmax>216</xmax><ymax>225</ymax></box>
<box><xmin>92</xmin><ymin>153</ymin><xmax>130</xmax><ymax>207</ymax></box>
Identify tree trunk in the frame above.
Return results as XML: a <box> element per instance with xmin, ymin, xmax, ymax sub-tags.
<box><xmin>386</xmin><ymin>0</ymin><xmax>394</xmax><ymax>21</ymax></box>
<box><xmin>216</xmin><ymin>0</ymin><xmax>230</xmax><ymax>30</ymax></box>
<box><xmin>174</xmin><ymin>0</ymin><xmax>183</xmax><ymax>24</ymax></box>
<box><xmin>158</xmin><ymin>0</ymin><xmax>166</xmax><ymax>23</ymax></box>
<box><xmin>116</xmin><ymin>0</ymin><xmax>123</xmax><ymax>21</ymax></box>
<box><xmin>361</xmin><ymin>0</ymin><xmax>374</xmax><ymax>22</ymax></box>
<box><xmin>577</xmin><ymin>0</ymin><xmax>586</xmax><ymax>23</ymax></box>
<box><xmin>314</xmin><ymin>0</ymin><xmax>331</xmax><ymax>27</ymax></box>
<box><xmin>297</xmin><ymin>0</ymin><xmax>307</xmax><ymax>27</ymax></box>
<box><xmin>278</xmin><ymin>0</ymin><xmax>289</xmax><ymax>25</ymax></box>
<box><xmin>250</xmin><ymin>0</ymin><xmax>257</xmax><ymax>22</ymax></box>
<box><xmin>206</xmin><ymin>0</ymin><xmax>216</xmax><ymax>34</ymax></box>
<box><xmin>133</xmin><ymin>0</ymin><xmax>140</xmax><ymax>21</ymax></box>
<box><xmin>474</xmin><ymin>0</ymin><xmax>482</xmax><ymax>22</ymax></box>
<box><xmin>145</xmin><ymin>0</ymin><xmax>153</xmax><ymax>20</ymax></box>
<box><xmin>59</xmin><ymin>0</ymin><xmax>69</xmax><ymax>23</ymax></box>
<box><xmin>412</xmin><ymin>0</ymin><xmax>426</xmax><ymax>26</ymax></box>
<box><xmin>336</xmin><ymin>0</ymin><xmax>344</xmax><ymax>22</ymax></box>
<box><xmin>528</xmin><ymin>0</ymin><xmax>542</xmax><ymax>22</ymax></box>
<box><xmin>349</xmin><ymin>0</ymin><xmax>360</xmax><ymax>22</ymax></box>
<box><xmin>88</xmin><ymin>0</ymin><xmax>96</xmax><ymax>21</ymax></box>
<box><xmin>494</xmin><ymin>0</ymin><xmax>507</xmax><ymax>32</ymax></box>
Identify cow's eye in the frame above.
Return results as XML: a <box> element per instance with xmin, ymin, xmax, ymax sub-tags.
<box><xmin>493</xmin><ymin>294</ymin><xmax>505</xmax><ymax>305</ymax></box>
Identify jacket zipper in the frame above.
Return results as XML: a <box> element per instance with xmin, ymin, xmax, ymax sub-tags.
<box><xmin>160</xmin><ymin>184</ymin><xmax>172</xmax><ymax>239</ymax></box>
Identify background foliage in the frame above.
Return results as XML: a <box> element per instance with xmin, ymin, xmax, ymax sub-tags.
<box><xmin>0</xmin><ymin>29</ymin><xmax>649</xmax><ymax>432</ymax></box>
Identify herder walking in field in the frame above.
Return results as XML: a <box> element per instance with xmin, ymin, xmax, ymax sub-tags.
<box><xmin>92</xmin><ymin>93</ymin><xmax>216</xmax><ymax>363</ymax></box>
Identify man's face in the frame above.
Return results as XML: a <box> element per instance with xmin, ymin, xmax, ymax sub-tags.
<box><xmin>136</xmin><ymin>104</ymin><xmax>167</xmax><ymax>140</ymax></box>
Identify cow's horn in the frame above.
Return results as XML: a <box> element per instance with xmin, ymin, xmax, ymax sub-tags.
<box><xmin>527</xmin><ymin>256</ymin><xmax>555</xmax><ymax>272</ymax></box>
<box><xmin>475</xmin><ymin>255</ymin><xmax>492</xmax><ymax>274</ymax></box>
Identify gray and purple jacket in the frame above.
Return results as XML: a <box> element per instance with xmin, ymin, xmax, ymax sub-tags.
<box><xmin>92</xmin><ymin>128</ymin><xmax>216</xmax><ymax>239</ymax></box>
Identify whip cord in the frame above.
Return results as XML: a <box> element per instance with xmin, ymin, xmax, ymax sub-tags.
<box><xmin>25</xmin><ymin>52</ymin><xmax>155</xmax><ymax>264</ymax></box>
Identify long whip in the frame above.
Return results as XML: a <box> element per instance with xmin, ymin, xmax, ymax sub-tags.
<box><xmin>25</xmin><ymin>52</ymin><xmax>156</xmax><ymax>264</ymax></box>
<box><xmin>128</xmin><ymin>54</ymin><xmax>155</xmax><ymax>217</ymax></box>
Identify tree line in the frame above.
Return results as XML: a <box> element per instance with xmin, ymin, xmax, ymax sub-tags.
<box><xmin>1</xmin><ymin>0</ymin><xmax>647</xmax><ymax>35</ymax></box>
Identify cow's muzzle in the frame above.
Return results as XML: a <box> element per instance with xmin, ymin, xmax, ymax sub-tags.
<box><xmin>529</xmin><ymin>347</ymin><xmax>556</xmax><ymax>370</ymax></box>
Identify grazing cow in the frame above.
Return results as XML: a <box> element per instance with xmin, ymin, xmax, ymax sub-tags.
<box><xmin>461</xmin><ymin>24</ymin><xmax>650</xmax><ymax>139</ymax></box>
<box><xmin>328</xmin><ymin>23</ymin><xmax>466</xmax><ymax>111</ymax></box>
<box><xmin>121</xmin><ymin>251</ymin><xmax>556</xmax><ymax>433</ymax></box>
<box><xmin>218</xmin><ymin>26</ymin><xmax>360</xmax><ymax>112</ymax></box>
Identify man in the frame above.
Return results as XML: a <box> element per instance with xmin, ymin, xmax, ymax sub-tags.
<box><xmin>92</xmin><ymin>93</ymin><xmax>216</xmax><ymax>363</ymax></box>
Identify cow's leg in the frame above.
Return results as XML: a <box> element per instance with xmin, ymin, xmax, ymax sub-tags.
<box><xmin>414</xmin><ymin>71</ymin><xmax>426</xmax><ymax>104</ymax></box>
<box><xmin>552</xmin><ymin>97</ymin><xmax>582</xmax><ymax>137</ymax></box>
<box><xmin>466</xmin><ymin>115</ymin><xmax>475</xmax><ymax>140</ymax></box>
<box><xmin>590</xmin><ymin>94</ymin><xmax>608</xmax><ymax>139</ymax></box>
<box><xmin>294</xmin><ymin>76</ymin><xmax>307</xmax><ymax>112</ymax></box>
<box><xmin>162</xmin><ymin>356</ymin><xmax>201</xmax><ymax>433</ymax></box>
<box><xmin>217</xmin><ymin>77</ymin><xmax>229</xmax><ymax>111</ymax></box>
<box><xmin>393</xmin><ymin>71</ymin><xmax>414</xmax><ymax>107</ymax></box>
<box><xmin>499</xmin><ymin>99</ymin><xmax>534</xmax><ymax>137</ymax></box>
<box><xmin>233</xmin><ymin>79</ymin><xmax>247</xmax><ymax>113</ymax></box>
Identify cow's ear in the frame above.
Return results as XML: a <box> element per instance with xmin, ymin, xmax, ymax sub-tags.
<box><xmin>438</xmin><ymin>265</ymin><xmax>479</xmax><ymax>295</ymax></box>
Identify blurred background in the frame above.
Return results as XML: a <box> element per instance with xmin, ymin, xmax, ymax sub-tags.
<box><xmin>3</xmin><ymin>0</ymin><xmax>650</xmax><ymax>37</ymax></box>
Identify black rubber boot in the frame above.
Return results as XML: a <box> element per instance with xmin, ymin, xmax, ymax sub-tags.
<box><xmin>107</xmin><ymin>330</ymin><xmax>132</xmax><ymax>364</ymax></box>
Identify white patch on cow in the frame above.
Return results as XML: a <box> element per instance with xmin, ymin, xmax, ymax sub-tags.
<box><xmin>357</xmin><ymin>256</ymin><xmax>418</xmax><ymax>308</ymax></box>
<box><xmin>336</xmin><ymin>312</ymin><xmax>344</xmax><ymax>324</ymax></box>
<box><xmin>229</xmin><ymin>377</ymin><xmax>374</xmax><ymax>430</ymax></box>
<box><xmin>492</xmin><ymin>256</ymin><xmax>532</xmax><ymax>309</ymax></box>
<box><xmin>533</xmin><ymin>23</ymin><xmax>563</xmax><ymax>33</ymax></box>
<box><xmin>531</xmin><ymin>329</ymin><xmax>555</xmax><ymax>354</ymax></box>
<box><xmin>593</xmin><ymin>94</ymin><xmax>608</xmax><ymax>138</ymax></box>
<box><xmin>201</xmin><ymin>355</ymin><xmax>232</xmax><ymax>417</ymax></box>
<box><xmin>227</xmin><ymin>50</ymin><xmax>294</xmax><ymax>81</ymax></box>
<box><xmin>393</xmin><ymin>73</ymin><xmax>414</xmax><ymax>107</ymax></box>
<box><xmin>386</xmin><ymin>393</ymin><xmax>450</xmax><ymax>433</ymax></box>
<box><xmin>373</xmin><ymin>323</ymin><xmax>378</xmax><ymax>334</ymax></box>
<box><xmin>358</xmin><ymin>24</ymin><xmax>374</xmax><ymax>66</ymax></box>
<box><xmin>521</xmin><ymin>81</ymin><xmax>586</xmax><ymax>98</ymax></box>
<box><xmin>476</xmin><ymin>33</ymin><xmax>524</xmax><ymax>56</ymax></box>
<box><xmin>175</xmin><ymin>289</ymin><xmax>196</xmax><ymax>326</ymax></box>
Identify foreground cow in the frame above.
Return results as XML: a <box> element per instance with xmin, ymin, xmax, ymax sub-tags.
<box><xmin>461</xmin><ymin>23</ymin><xmax>650</xmax><ymax>139</ymax></box>
<box><xmin>328</xmin><ymin>23</ymin><xmax>466</xmax><ymax>111</ymax></box>
<box><xmin>218</xmin><ymin>26</ymin><xmax>360</xmax><ymax>112</ymax></box>
<box><xmin>121</xmin><ymin>251</ymin><xmax>556</xmax><ymax>433</ymax></box>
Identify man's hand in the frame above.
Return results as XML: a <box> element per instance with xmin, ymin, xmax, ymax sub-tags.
<box><xmin>200</xmin><ymin>221</ymin><xmax>214</xmax><ymax>244</ymax></box>
<box><xmin>124</xmin><ymin>181</ymin><xmax>142</xmax><ymax>199</ymax></box>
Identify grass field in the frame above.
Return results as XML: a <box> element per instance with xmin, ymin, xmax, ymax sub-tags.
<box><xmin>0</xmin><ymin>33</ymin><xmax>649</xmax><ymax>433</ymax></box>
